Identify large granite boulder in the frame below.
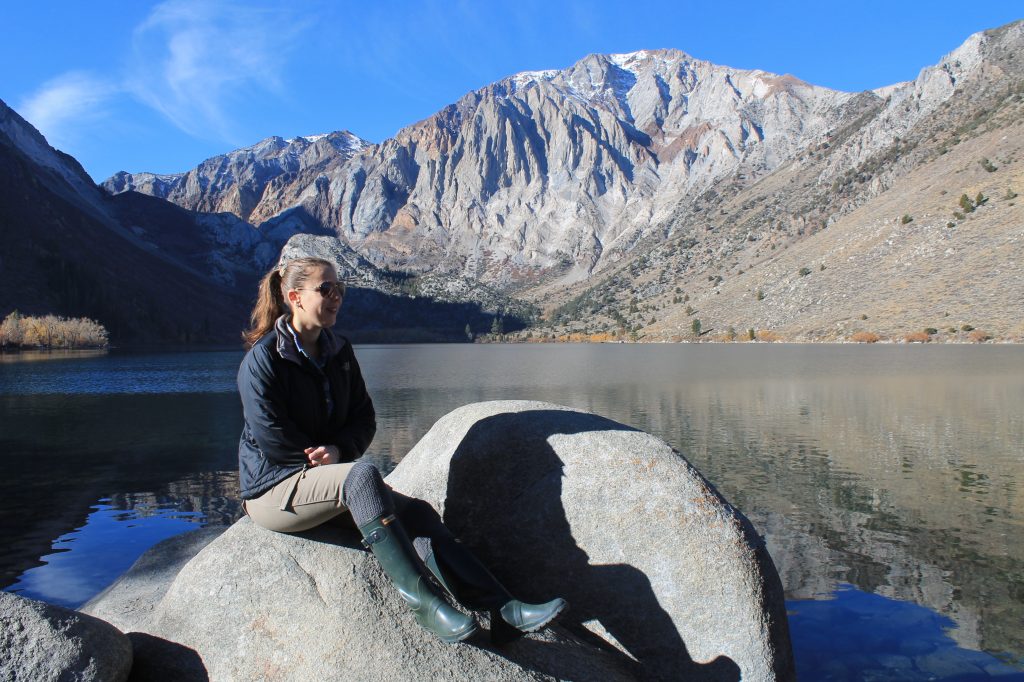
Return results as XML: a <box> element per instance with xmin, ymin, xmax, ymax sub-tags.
<box><xmin>1</xmin><ymin>591</ymin><xmax>132</xmax><ymax>682</ymax></box>
<box><xmin>85</xmin><ymin>400</ymin><xmax>792</xmax><ymax>681</ymax></box>
<box><xmin>87</xmin><ymin>518</ymin><xmax>633</xmax><ymax>681</ymax></box>
<box><xmin>387</xmin><ymin>400</ymin><xmax>794</xmax><ymax>681</ymax></box>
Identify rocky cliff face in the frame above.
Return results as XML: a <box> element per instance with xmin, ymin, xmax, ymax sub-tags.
<box><xmin>101</xmin><ymin>21</ymin><xmax>1024</xmax><ymax>340</ymax></box>
<box><xmin>105</xmin><ymin>49</ymin><xmax>858</xmax><ymax>283</ymax></box>
<box><xmin>103</xmin><ymin>132</ymin><xmax>367</xmax><ymax>223</ymax></box>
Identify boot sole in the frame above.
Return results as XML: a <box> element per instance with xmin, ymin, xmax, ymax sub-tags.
<box><xmin>513</xmin><ymin>600</ymin><xmax>569</xmax><ymax>633</ymax></box>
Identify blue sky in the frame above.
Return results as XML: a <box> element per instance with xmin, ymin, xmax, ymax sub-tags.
<box><xmin>4</xmin><ymin>1</ymin><xmax>1021</xmax><ymax>182</ymax></box>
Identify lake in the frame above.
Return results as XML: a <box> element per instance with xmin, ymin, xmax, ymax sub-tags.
<box><xmin>1</xmin><ymin>344</ymin><xmax>1022</xmax><ymax>680</ymax></box>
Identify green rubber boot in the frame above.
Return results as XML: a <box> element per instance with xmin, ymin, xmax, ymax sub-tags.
<box><xmin>421</xmin><ymin>538</ymin><xmax>568</xmax><ymax>644</ymax></box>
<box><xmin>359</xmin><ymin>515</ymin><xmax>478</xmax><ymax>644</ymax></box>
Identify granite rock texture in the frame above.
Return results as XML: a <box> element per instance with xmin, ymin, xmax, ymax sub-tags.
<box><xmin>388</xmin><ymin>400</ymin><xmax>794</xmax><ymax>681</ymax></box>
<box><xmin>0</xmin><ymin>591</ymin><xmax>132</xmax><ymax>682</ymax></box>
<box><xmin>82</xmin><ymin>526</ymin><xmax>225</xmax><ymax>634</ymax></box>
<box><xmin>88</xmin><ymin>517</ymin><xmax>633</xmax><ymax>681</ymax></box>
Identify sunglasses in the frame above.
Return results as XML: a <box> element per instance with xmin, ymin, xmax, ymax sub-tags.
<box><xmin>305</xmin><ymin>281</ymin><xmax>346</xmax><ymax>298</ymax></box>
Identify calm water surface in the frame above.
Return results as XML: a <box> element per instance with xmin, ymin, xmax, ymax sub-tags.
<box><xmin>1</xmin><ymin>344</ymin><xmax>1023</xmax><ymax>681</ymax></box>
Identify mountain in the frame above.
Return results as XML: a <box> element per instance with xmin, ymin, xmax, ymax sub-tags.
<box><xmin>1</xmin><ymin>103</ymin><xmax>529</xmax><ymax>343</ymax></box>
<box><xmin>106</xmin><ymin>50</ymin><xmax>859</xmax><ymax>284</ymax></box>
<box><xmin>104</xmin><ymin>132</ymin><xmax>367</xmax><ymax>224</ymax></box>
<box><xmin>579</xmin><ymin>20</ymin><xmax>1024</xmax><ymax>342</ymax></box>
<box><xmin>101</xmin><ymin>19</ymin><xmax>1024</xmax><ymax>341</ymax></box>
<box><xmin>0</xmin><ymin>99</ymin><xmax>260</xmax><ymax>342</ymax></box>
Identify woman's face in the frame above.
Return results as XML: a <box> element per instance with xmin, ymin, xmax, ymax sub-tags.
<box><xmin>288</xmin><ymin>264</ymin><xmax>343</xmax><ymax>330</ymax></box>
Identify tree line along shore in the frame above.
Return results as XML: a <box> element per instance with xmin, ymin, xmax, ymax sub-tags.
<box><xmin>0</xmin><ymin>312</ymin><xmax>109</xmax><ymax>350</ymax></box>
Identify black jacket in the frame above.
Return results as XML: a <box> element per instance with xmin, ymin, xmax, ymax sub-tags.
<box><xmin>237</xmin><ymin>317</ymin><xmax>376</xmax><ymax>499</ymax></box>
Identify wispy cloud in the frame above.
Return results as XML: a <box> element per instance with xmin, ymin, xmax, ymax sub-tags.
<box><xmin>15</xmin><ymin>0</ymin><xmax>312</xmax><ymax>156</ymax></box>
<box><xmin>18</xmin><ymin>71</ymin><xmax>119</xmax><ymax>149</ymax></box>
<box><xmin>125</xmin><ymin>0</ymin><xmax>309</xmax><ymax>144</ymax></box>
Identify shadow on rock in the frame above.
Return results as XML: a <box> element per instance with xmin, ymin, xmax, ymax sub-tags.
<box><xmin>440</xmin><ymin>410</ymin><xmax>741</xmax><ymax>682</ymax></box>
<box><xmin>127</xmin><ymin>632</ymin><xmax>208</xmax><ymax>682</ymax></box>
<box><xmin>290</xmin><ymin>514</ymin><xmax>364</xmax><ymax>548</ymax></box>
<box><xmin>472</xmin><ymin>619</ymin><xmax>641</xmax><ymax>681</ymax></box>
<box><xmin>263</xmin><ymin>503</ymin><xmax>638</xmax><ymax>680</ymax></box>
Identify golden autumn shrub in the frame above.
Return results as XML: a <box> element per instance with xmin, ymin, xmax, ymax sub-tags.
<box><xmin>968</xmin><ymin>329</ymin><xmax>992</xmax><ymax>343</ymax></box>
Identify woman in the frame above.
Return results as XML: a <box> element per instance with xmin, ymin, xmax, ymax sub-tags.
<box><xmin>237</xmin><ymin>257</ymin><xmax>566</xmax><ymax>644</ymax></box>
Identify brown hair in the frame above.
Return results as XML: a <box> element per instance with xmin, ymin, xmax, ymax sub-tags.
<box><xmin>243</xmin><ymin>257</ymin><xmax>336</xmax><ymax>347</ymax></box>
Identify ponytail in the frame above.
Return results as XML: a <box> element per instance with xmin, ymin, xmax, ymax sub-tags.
<box><xmin>243</xmin><ymin>269</ymin><xmax>287</xmax><ymax>348</ymax></box>
<box><xmin>242</xmin><ymin>257</ymin><xmax>338</xmax><ymax>348</ymax></box>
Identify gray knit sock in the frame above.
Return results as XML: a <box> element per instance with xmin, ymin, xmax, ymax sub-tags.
<box><xmin>342</xmin><ymin>461</ymin><xmax>394</xmax><ymax>526</ymax></box>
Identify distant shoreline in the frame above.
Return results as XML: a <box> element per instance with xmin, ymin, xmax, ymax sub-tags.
<box><xmin>3</xmin><ymin>339</ymin><xmax>1020</xmax><ymax>354</ymax></box>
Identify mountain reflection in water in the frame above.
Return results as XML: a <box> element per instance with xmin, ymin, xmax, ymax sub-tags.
<box><xmin>0</xmin><ymin>344</ymin><xmax>1021</xmax><ymax>674</ymax></box>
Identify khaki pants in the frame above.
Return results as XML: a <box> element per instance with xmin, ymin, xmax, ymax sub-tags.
<box><xmin>244</xmin><ymin>463</ymin><xmax>357</xmax><ymax>533</ymax></box>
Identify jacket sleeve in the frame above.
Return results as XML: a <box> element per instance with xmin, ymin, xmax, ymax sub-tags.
<box><xmin>238</xmin><ymin>345</ymin><xmax>313</xmax><ymax>466</ymax></box>
<box><xmin>331</xmin><ymin>343</ymin><xmax>376</xmax><ymax>461</ymax></box>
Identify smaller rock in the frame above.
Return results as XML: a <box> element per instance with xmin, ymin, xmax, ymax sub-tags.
<box><xmin>0</xmin><ymin>590</ymin><xmax>132</xmax><ymax>682</ymax></box>
<box><xmin>82</xmin><ymin>526</ymin><xmax>225</xmax><ymax>633</ymax></box>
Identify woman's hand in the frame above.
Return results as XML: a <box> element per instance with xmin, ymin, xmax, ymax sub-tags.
<box><xmin>305</xmin><ymin>445</ymin><xmax>340</xmax><ymax>466</ymax></box>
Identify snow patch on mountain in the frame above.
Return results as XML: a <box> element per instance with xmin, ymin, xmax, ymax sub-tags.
<box><xmin>509</xmin><ymin>69</ymin><xmax>560</xmax><ymax>92</ymax></box>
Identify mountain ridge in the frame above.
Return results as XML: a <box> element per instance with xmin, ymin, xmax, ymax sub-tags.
<box><xmin>104</xmin><ymin>46</ymin><xmax>862</xmax><ymax>287</ymax></box>
<box><xmin>0</xmin><ymin>99</ymin><xmax>532</xmax><ymax>343</ymax></box>
<box><xmin>18</xmin><ymin>20</ymin><xmax>1024</xmax><ymax>342</ymax></box>
<box><xmin>0</xmin><ymin>98</ymin><xmax>256</xmax><ymax>342</ymax></box>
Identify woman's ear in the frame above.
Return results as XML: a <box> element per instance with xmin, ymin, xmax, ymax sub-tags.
<box><xmin>286</xmin><ymin>289</ymin><xmax>301</xmax><ymax>307</ymax></box>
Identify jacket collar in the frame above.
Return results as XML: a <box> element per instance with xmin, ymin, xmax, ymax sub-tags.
<box><xmin>274</xmin><ymin>315</ymin><xmax>346</xmax><ymax>366</ymax></box>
